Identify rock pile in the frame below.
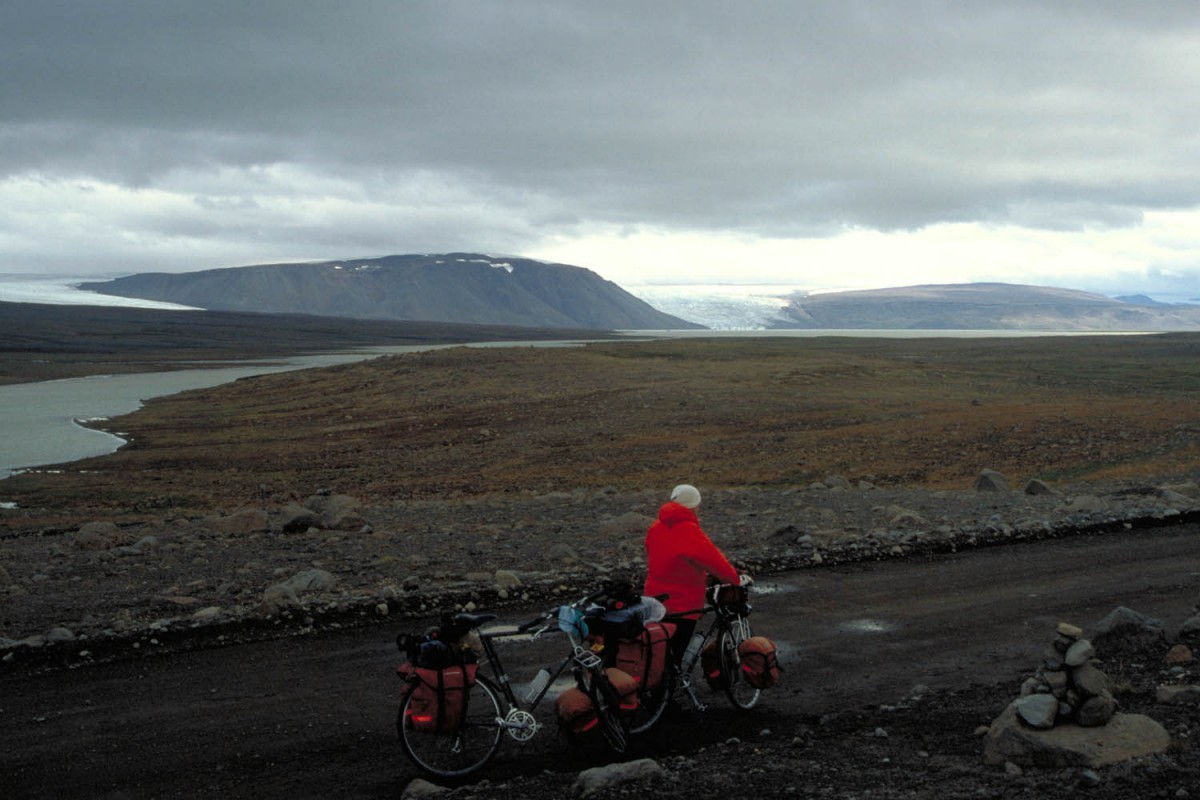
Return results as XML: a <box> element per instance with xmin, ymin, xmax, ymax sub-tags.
<box><xmin>983</xmin><ymin>619</ymin><xmax>1172</xmax><ymax>768</ymax></box>
<box><xmin>1013</xmin><ymin>622</ymin><xmax>1114</xmax><ymax>728</ymax></box>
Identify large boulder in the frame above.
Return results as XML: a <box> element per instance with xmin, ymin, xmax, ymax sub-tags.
<box><xmin>983</xmin><ymin>703</ymin><xmax>1171</xmax><ymax>768</ymax></box>
<box><xmin>1091</xmin><ymin>606</ymin><xmax>1166</xmax><ymax>658</ymax></box>
<box><xmin>284</xmin><ymin>569</ymin><xmax>337</xmax><ymax>593</ymax></box>
<box><xmin>973</xmin><ymin>469</ymin><xmax>1010</xmax><ymax>493</ymax></box>
<box><xmin>208</xmin><ymin>508</ymin><xmax>270</xmax><ymax>535</ymax></box>
<box><xmin>72</xmin><ymin>521</ymin><xmax>127</xmax><ymax>550</ymax></box>
<box><xmin>573</xmin><ymin>758</ymin><xmax>665</xmax><ymax>799</ymax></box>
<box><xmin>1180</xmin><ymin>613</ymin><xmax>1200</xmax><ymax>647</ymax></box>
<box><xmin>279</xmin><ymin>504</ymin><xmax>321</xmax><ymax>533</ymax></box>
<box><xmin>305</xmin><ymin>493</ymin><xmax>365</xmax><ymax>530</ymax></box>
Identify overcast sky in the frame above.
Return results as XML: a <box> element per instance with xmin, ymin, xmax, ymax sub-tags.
<box><xmin>3</xmin><ymin>1</ymin><xmax>1199</xmax><ymax>299</ymax></box>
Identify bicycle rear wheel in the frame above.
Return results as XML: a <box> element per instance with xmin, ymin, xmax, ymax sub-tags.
<box><xmin>628</xmin><ymin>665</ymin><xmax>676</xmax><ymax>735</ymax></box>
<box><xmin>585</xmin><ymin>671</ymin><xmax>630</xmax><ymax>754</ymax></box>
<box><xmin>397</xmin><ymin>673</ymin><xmax>506</xmax><ymax>779</ymax></box>
<box><xmin>718</xmin><ymin>618</ymin><xmax>761</xmax><ymax>710</ymax></box>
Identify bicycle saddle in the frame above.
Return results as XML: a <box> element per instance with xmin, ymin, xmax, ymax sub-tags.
<box><xmin>454</xmin><ymin>612</ymin><xmax>498</xmax><ymax>628</ymax></box>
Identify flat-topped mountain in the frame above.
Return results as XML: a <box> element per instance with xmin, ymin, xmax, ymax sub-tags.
<box><xmin>773</xmin><ymin>283</ymin><xmax>1200</xmax><ymax>330</ymax></box>
<box><xmin>79</xmin><ymin>254</ymin><xmax>702</xmax><ymax>330</ymax></box>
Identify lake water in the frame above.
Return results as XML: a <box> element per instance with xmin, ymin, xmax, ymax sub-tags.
<box><xmin>0</xmin><ymin>341</ymin><xmax>605</xmax><ymax>485</ymax></box>
<box><xmin>0</xmin><ymin>348</ymin><xmax>451</xmax><ymax>482</ymax></box>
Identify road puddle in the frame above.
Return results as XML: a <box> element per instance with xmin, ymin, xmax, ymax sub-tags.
<box><xmin>838</xmin><ymin>618</ymin><xmax>894</xmax><ymax>634</ymax></box>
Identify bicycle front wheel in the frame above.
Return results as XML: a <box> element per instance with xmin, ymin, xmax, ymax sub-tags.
<box><xmin>397</xmin><ymin>673</ymin><xmax>506</xmax><ymax>780</ymax></box>
<box><xmin>718</xmin><ymin>618</ymin><xmax>761</xmax><ymax>710</ymax></box>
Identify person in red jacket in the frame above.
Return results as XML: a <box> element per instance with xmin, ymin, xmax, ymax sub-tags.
<box><xmin>643</xmin><ymin>483</ymin><xmax>744</xmax><ymax>661</ymax></box>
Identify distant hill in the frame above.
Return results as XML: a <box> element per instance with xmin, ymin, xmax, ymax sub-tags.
<box><xmin>79</xmin><ymin>254</ymin><xmax>702</xmax><ymax>331</ymax></box>
<box><xmin>772</xmin><ymin>283</ymin><xmax>1200</xmax><ymax>331</ymax></box>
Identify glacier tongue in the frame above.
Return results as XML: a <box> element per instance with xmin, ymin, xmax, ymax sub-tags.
<box><xmin>630</xmin><ymin>284</ymin><xmax>801</xmax><ymax>330</ymax></box>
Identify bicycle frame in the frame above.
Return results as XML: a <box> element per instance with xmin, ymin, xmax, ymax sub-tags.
<box><xmin>669</xmin><ymin>583</ymin><xmax>756</xmax><ymax>712</ymax></box>
<box><xmin>475</xmin><ymin>625</ymin><xmax>587</xmax><ymax>714</ymax></box>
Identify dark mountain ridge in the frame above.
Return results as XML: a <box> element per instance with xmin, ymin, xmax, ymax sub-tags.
<box><xmin>79</xmin><ymin>254</ymin><xmax>701</xmax><ymax>330</ymax></box>
<box><xmin>773</xmin><ymin>282</ymin><xmax>1200</xmax><ymax>331</ymax></box>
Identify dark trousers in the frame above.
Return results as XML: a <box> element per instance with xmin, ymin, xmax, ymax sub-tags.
<box><xmin>667</xmin><ymin>617</ymin><xmax>698</xmax><ymax>665</ymax></box>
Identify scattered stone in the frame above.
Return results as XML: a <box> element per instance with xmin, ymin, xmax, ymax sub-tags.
<box><xmin>132</xmin><ymin>535</ymin><xmax>160</xmax><ymax>552</ymax></box>
<box><xmin>573</xmin><ymin>758</ymin><xmax>664</xmax><ymax>798</ymax></box>
<box><xmin>400</xmin><ymin>777</ymin><xmax>449</xmax><ymax>798</ymax></box>
<box><xmin>1156</xmin><ymin>685</ymin><xmax>1200</xmax><ymax>705</ymax></box>
<box><xmin>261</xmin><ymin>583</ymin><xmax>301</xmax><ymax>615</ymax></box>
<box><xmin>191</xmin><ymin>606</ymin><xmax>223</xmax><ymax>621</ymax></box>
<box><xmin>208</xmin><ymin>508</ymin><xmax>270</xmax><ymax>535</ymax></box>
<box><xmin>547</xmin><ymin>543</ymin><xmax>580</xmax><ymax>564</ymax></box>
<box><xmin>305</xmin><ymin>493</ymin><xmax>363</xmax><ymax>530</ymax></box>
<box><xmin>494</xmin><ymin>569</ymin><xmax>521</xmax><ymax>589</ymax></box>
<box><xmin>823</xmin><ymin>475</ymin><xmax>852</xmax><ymax>491</ymax></box>
<box><xmin>1165</xmin><ymin>644</ymin><xmax>1193</xmax><ymax>665</ymax></box>
<box><xmin>973</xmin><ymin>469</ymin><xmax>1010</xmax><ymax>493</ymax></box>
<box><xmin>45</xmin><ymin>627</ymin><xmax>76</xmax><ymax>643</ymax></box>
<box><xmin>887</xmin><ymin>506</ymin><xmax>927</xmax><ymax>529</ymax></box>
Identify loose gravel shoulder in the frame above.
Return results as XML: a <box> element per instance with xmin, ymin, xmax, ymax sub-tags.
<box><xmin>3</xmin><ymin>474</ymin><xmax>1197</xmax><ymax>670</ymax></box>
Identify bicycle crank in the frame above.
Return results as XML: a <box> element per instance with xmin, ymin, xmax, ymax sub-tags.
<box><xmin>501</xmin><ymin>708</ymin><xmax>539</xmax><ymax>742</ymax></box>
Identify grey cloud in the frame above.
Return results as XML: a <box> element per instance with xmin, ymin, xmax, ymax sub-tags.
<box><xmin>3</xmin><ymin>0</ymin><xmax>1200</xmax><ymax>253</ymax></box>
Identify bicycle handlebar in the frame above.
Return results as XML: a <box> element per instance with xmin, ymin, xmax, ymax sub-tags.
<box><xmin>514</xmin><ymin>585</ymin><xmax>613</xmax><ymax>634</ymax></box>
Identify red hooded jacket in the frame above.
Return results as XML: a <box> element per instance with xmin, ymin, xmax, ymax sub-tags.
<box><xmin>643</xmin><ymin>501</ymin><xmax>739</xmax><ymax>616</ymax></box>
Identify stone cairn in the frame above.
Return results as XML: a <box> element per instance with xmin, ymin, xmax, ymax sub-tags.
<box><xmin>1012</xmin><ymin>622</ymin><xmax>1116</xmax><ymax>729</ymax></box>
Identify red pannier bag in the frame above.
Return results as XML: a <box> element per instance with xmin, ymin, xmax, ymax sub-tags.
<box><xmin>401</xmin><ymin>663</ymin><xmax>479</xmax><ymax>734</ymax></box>
<box><xmin>556</xmin><ymin>687</ymin><xmax>597</xmax><ymax>736</ymax></box>
<box><xmin>613</xmin><ymin>621</ymin><xmax>674</xmax><ymax>691</ymax></box>
<box><xmin>605</xmin><ymin>668</ymin><xmax>641</xmax><ymax>713</ymax></box>
<box><xmin>737</xmin><ymin>636</ymin><xmax>779</xmax><ymax>690</ymax></box>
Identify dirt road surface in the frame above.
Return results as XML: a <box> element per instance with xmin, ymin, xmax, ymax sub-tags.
<box><xmin>4</xmin><ymin>524</ymin><xmax>1198</xmax><ymax>799</ymax></box>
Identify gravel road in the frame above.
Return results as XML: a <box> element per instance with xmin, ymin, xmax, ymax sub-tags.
<box><xmin>4</xmin><ymin>523</ymin><xmax>1198</xmax><ymax>799</ymax></box>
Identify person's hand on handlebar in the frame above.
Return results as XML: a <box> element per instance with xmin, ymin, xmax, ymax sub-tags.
<box><xmin>738</xmin><ymin>573</ymin><xmax>754</xmax><ymax>587</ymax></box>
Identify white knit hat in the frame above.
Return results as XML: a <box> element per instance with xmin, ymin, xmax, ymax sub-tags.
<box><xmin>670</xmin><ymin>483</ymin><xmax>702</xmax><ymax>509</ymax></box>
